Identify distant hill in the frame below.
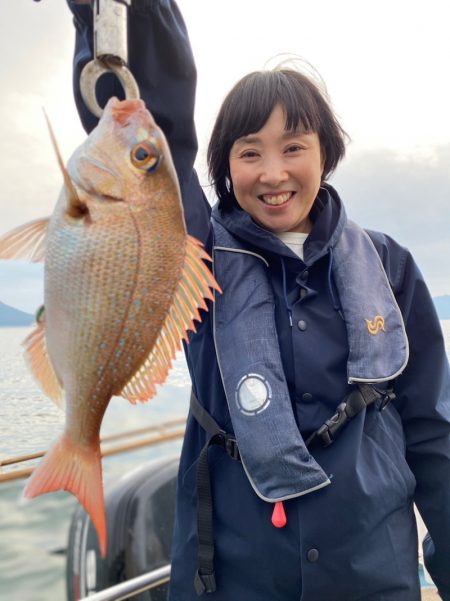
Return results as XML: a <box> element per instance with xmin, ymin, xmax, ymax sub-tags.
<box><xmin>0</xmin><ymin>302</ymin><xmax>34</xmax><ymax>327</ymax></box>
<box><xmin>433</xmin><ymin>295</ymin><xmax>450</xmax><ymax>320</ymax></box>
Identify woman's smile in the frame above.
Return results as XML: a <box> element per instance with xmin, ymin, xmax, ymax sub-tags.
<box><xmin>258</xmin><ymin>191</ymin><xmax>295</xmax><ymax>206</ymax></box>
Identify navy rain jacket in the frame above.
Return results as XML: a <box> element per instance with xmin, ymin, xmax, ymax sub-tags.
<box><xmin>68</xmin><ymin>2</ymin><xmax>450</xmax><ymax>600</ymax></box>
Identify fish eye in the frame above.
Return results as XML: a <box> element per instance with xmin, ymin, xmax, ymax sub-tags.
<box><xmin>130</xmin><ymin>141</ymin><xmax>162</xmax><ymax>172</ymax></box>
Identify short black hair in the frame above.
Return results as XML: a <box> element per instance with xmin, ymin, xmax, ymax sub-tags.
<box><xmin>207</xmin><ymin>68</ymin><xmax>348</xmax><ymax>211</ymax></box>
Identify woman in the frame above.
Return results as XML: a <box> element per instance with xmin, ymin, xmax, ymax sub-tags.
<box><xmin>68</xmin><ymin>2</ymin><xmax>450</xmax><ymax>600</ymax></box>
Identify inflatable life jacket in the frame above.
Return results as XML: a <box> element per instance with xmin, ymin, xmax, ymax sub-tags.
<box><xmin>192</xmin><ymin>216</ymin><xmax>409</xmax><ymax>595</ymax></box>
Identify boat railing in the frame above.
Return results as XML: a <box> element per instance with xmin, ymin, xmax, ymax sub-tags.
<box><xmin>78</xmin><ymin>564</ymin><xmax>171</xmax><ymax>601</ymax></box>
<box><xmin>0</xmin><ymin>417</ymin><xmax>186</xmax><ymax>482</ymax></box>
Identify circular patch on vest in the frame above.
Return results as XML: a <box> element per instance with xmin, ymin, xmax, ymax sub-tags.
<box><xmin>235</xmin><ymin>374</ymin><xmax>272</xmax><ymax>416</ymax></box>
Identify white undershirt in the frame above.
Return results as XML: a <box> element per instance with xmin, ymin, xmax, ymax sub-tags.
<box><xmin>275</xmin><ymin>232</ymin><xmax>309</xmax><ymax>260</ymax></box>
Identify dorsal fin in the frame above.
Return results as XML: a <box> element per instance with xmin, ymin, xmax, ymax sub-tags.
<box><xmin>0</xmin><ymin>217</ymin><xmax>49</xmax><ymax>262</ymax></box>
<box><xmin>120</xmin><ymin>235</ymin><xmax>221</xmax><ymax>404</ymax></box>
<box><xmin>43</xmin><ymin>109</ymin><xmax>88</xmax><ymax>219</ymax></box>
<box><xmin>22</xmin><ymin>319</ymin><xmax>64</xmax><ymax>408</ymax></box>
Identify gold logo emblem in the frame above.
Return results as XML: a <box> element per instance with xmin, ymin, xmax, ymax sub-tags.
<box><xmin>365</xmin><ymin>315</ymin><xmax>385</xmax><ymax>335</ymax></box>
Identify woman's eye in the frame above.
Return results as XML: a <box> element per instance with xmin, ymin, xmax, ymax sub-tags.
<box><xmin>240</xmin><ymin>150</ymin><xmax>259</xmax><ymax>159</ymax></box>
<box><xmin>286</xmin><ymin>144</ymin><xmax>303</xmax><ymax>153</ymax></box>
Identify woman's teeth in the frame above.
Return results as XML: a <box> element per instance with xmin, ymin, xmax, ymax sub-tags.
<box><xmin>260</xmin><ymin>192</ymin><xmax>292</xmax><ymax>206</ymax></box>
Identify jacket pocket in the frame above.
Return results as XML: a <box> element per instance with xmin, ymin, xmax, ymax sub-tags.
<box><xmin>364</xmin><ymin>405</ymin><xmax>416</xmax><ymax>500</ymax></box>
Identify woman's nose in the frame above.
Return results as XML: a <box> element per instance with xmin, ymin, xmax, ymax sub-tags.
<box><xmin>258</xmin><ymin>157</ymin><xmax>288</xmax><ymax>186</ymax></box>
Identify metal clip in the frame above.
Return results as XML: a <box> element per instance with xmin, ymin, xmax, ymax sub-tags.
<box><xmin>80</xmin><ymin>0</ymin><xmax>140</xmax><ymax>118</ymax></box>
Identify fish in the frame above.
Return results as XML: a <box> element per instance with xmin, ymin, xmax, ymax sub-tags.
<box><xmin>0</xmin><ymin>98</ymin><xmax>220</xmax><ymax>556</ymax></box>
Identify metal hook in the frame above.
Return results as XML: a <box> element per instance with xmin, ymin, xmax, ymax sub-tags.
<box><xmin>80</xmin><ymin>59</ymin><xmax>140</xmax><ymax>118</ymax></box>
<box><xmin>79</xmin><ymin>0</ymin><xmax>140</xmax><ymax>118</ymax></box>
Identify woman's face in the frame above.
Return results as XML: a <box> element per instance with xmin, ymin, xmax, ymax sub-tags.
<box><xmin>229</xmin><ymin>103</ymin><xmax>324</xmax><ymax>234</ymax></box>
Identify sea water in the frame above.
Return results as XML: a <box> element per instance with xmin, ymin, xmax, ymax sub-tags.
<box><xmin>0</xmin><ymin>323</ymin><xmax>449</xmax><ymax>600</ymax></box>
<box><xmin>0</xmin><ymin>326</ymin><xmax>190</xmax><ymax>600</ymax></box>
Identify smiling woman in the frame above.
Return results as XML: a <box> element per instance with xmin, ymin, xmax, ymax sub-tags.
<box><xmin>208</xmin><ymin>68</ymin><xmax>347</xmax><ymax>234</ymax></box>
<box><xmin>208</xmin><ymin>68</ymin><xmax>346</xmax><ymax>210</ymax></box>
<box><xmin>66</xmin><ymin>2</ymin><xmax>450</xmax><ymax>600</ymax></box>
<box><xmin>1</xmin><ymin>1</ymin><xmax>449</xmax><ymax>601</ymax></box>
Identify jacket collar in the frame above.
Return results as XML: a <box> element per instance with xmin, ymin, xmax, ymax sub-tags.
<box><xmin>211</xmin><ymin>184</ymin><xmax>347</xmax><ymax>266</ymax></box>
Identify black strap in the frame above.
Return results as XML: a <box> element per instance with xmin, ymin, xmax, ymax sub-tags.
<box><xmin>190</xmin><ymin>390</ymin><xmax>224</xmax><ymax>438</ymax></box>
<box><xmin>190</xmin><ymin>393</ymin><xmax>240</xmax><ymax>595</ymax></box>
<box><xmin>190</xmin><ymin>384</ymin><xmax>394</xmax><ymax>595</ymax></box>
<box><xmin>304</xmin><ymin>383</ymin><xmax>395</xmax><ymax>448</ymax></box>
<box><xmin>194</xmin><ymin>437</ymin><xmax>217</xmax><ymax>594</ymax></box>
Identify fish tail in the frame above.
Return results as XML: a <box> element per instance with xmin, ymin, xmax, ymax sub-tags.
<box><xmin>24</xmin><ymin>432</ymin><xmax>107</xmax><ymax>557</ymax></box>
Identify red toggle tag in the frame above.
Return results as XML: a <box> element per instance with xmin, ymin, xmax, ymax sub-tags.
<box><xmin>271</xmin><ymin>501</ymin><xmax>287</xmax><ymax>528</ymax></box>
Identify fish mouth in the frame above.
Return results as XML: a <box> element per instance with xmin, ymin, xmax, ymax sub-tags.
<box><xmin>111</xmin><ymin>99</ymin><xmax>147</xmax><ymax>126</ymax></box>
<box><xmin>258</xmin><ymin>191</ymin><xmax>295</xmax><ymax>206</ymax></box>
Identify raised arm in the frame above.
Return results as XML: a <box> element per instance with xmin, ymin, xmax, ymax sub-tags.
<box><xmin>66</xmin><ymin>0</ymin><xmax>211</xmax><ymax>242</ymax></box>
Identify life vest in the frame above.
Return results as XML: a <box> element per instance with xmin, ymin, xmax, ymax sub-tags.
<box><xmin>211</xmin><ymin>215</ymin><xmax>409</xmax><ymax>503</ymax></box>
<box><xmin>192</xmin><ymin>214</ymin><xmax>409</xmax><ymax>595</ymax></box>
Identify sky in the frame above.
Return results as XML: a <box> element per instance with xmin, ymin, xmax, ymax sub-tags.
<box><xmin>0</xmin><ymin>0</ymin><xmax>449</xmax><ymax>313</ymax></box>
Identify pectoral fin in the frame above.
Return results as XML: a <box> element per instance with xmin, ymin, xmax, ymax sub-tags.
<box><xmin>22</xmin><ymin>318</ymin><xmax>64</xmax><ymax>409</ymax></box>
<box><xmin>0</xmin><ymin>217</ymin><xmax>49</xmax><ymax>262</ymax></box>
<box><xmin>120</xmin><ymin>235</ymin><xmax>221</xmax><ymax>403</ymax></box>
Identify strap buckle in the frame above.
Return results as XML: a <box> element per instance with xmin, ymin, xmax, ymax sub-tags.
<box><xmin>194</xmin><ymin>570</ymin><xmax>217</xmax><ymax>595</ymax></box>
<box><xmin>216</xmin><ymin>433</ymin><xmax>240</xmax><ymax>461</ymax></box>
<box><xmin>378</xmin><ymin>389</ymin><xmax>396</xmax><ymax>411</ymax></box>
<box><xmin>316</xmin><ymin>402</ymin><xmax>349</xmax><ymax>447</ymax></box>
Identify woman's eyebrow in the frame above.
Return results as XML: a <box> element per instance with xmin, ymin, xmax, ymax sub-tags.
<box><xmin>234</xmin><ymin>135</ymin><xmax>261</xmax><ymax>146</ymax></box>
<box><xmin>233</xmin><ymin>129</ymin><xmax>308</xmax><ymax>147</ymax></box>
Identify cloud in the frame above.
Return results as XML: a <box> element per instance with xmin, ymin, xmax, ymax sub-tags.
<box><xmin>0</xmin><ymin>3</ymin><xmax>85</xmax><ymax>233</ymax></box>
<box><xmin>331</xmin><ymin>145</ymin><xmax>450</xmax><ymax>295</ymax></box>
<box><xmin>1</xmin><ymin>1</ymin><xmax>449</xmax><ymax>312</ymax></box>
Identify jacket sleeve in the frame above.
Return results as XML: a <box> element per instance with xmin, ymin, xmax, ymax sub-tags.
<box><xmin>66</xmin><ymin>0</ymin><xmax>211</xmax><ymax>243</ymax></box>
<box><xmin>392</xmin><ymin>247</ymin><xmax>450</xmax><ymax>599</ymax></box>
